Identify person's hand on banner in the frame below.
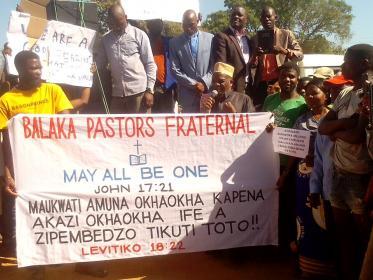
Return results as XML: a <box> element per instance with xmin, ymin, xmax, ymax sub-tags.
<box><xmin>266</xmin><ymin>122</ymin><xmax>276</xmax><ymax>133</ymax></box>
<box><xmin>5</xmin><ymin>175</ymin><xmax>17</xmax><ymax>196</ymax></box>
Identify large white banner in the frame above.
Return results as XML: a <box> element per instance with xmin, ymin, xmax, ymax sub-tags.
<box><xmin>122</xmin><ymin>0</ymin><xmax>200</xmax><ymax>22</ymax></box>
<box><xmin>33</xmin><ymin>20</ymin><xmax>96</xmax><ymax>87</ymax></box>
<box><xmin>9</xmin><ymin>113</ymin><xmax>279</xmax><ymax>267</ymax></box>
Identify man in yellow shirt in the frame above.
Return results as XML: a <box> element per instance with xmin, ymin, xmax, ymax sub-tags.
<box><xmin>0</xmin><ymin>50</ymin><xmax>72</xmax><ymax>258</ymax></box>
<box><xmin>0</xmin><ymin>50</ymin><xmax>108</xmax><ymax>278</ymax></box>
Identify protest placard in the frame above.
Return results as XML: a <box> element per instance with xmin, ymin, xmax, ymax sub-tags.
<box><xmin>33</xmin><ymin>20</ymin><xmax>96</xmax><ymax>87</ymax></box>
<box><xmin>6</xmin><ymin>11</ymin><xmax>49</xmax><ymax>75</ymax></box>
<box><xmin>9</xmin><ymin>113</ymin><xmax>279</xmax><ymax>267</ymax></box>
<box><xmin>6</xmin><ymin>11</ymin><xmax>96</xmax><ymax>87</ymax></box>
<box><xmin>272</xmin><ymin>127</ymin><xmax>311</xmax><ymax>158</ymax></box>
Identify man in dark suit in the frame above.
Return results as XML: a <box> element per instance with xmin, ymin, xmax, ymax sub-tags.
<box><xmin>211</xmin><ymin>6</ymin><xmax>252</xmax><ymax>94</ymax></box>
<box><xmin>200</xmin><ymin>62</ymin><xmax>255</xmax><ymax>113</ymax></box>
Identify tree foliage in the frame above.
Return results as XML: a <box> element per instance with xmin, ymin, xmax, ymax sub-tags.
<box><xmin>163</xmin><ymin>22</ymin><xmax>183</xmax><ymax>37</ymax></box>
<box><xmin>202</xmin><ymin>0</ymin><xmax>352</xmax><ymax>54</ymax></box>
<box><xmin>95</xmin><ymin>0</ymin><xmax>118</xmax><ymax>33</ymax></box>
<box><xmin>203</xmin><ymin>11</ymin><xmax>230</xmax><ymax>34</ymax></box>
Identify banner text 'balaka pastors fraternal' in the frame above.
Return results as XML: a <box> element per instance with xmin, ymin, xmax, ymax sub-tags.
<box><xmin>9</xmin><ymin>113</ymin><xmax>279</xmax><ymax>267</ymax></box>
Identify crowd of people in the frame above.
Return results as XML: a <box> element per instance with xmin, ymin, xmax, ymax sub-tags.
<box><xmin>0</xmin><ymin>3</ymin><xmax>372</xmax><ymax>280</ymax></box>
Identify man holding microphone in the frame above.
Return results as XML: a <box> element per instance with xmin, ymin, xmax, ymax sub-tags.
<box><xmin>200</xmin><ymin>62</ymin><xmax>255</xmax><ymax>113</ymax></box>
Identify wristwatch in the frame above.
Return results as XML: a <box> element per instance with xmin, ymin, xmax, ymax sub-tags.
<box><xmin>146</xmin><ymin>88</ymin><xmax>154</xmax><ymax>94</ymax></box>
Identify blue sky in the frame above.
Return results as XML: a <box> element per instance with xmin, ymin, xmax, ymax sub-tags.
<box><xmin>1</xmin><ymin>0</ymin><xmax>372</xmax><ymax>48</ymax></box>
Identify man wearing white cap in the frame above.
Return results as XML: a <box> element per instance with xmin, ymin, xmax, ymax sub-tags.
<box><xmin>312</xmin><ymin>67</ymin><xmax>335</xmax><ymax>80</ymax></box>
<box><xmin>200</xmin><ymin>62</ymin><xmax>255</xmax><ymax>113</ymax></box>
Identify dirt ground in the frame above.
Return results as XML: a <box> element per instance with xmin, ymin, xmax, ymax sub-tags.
<box><xmin>0</xmin><ymin>247</ymin><xmax>298</xmax><ymax>280</ymax></box>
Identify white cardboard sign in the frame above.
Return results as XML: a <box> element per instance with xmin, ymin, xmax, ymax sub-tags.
<box><xmin>33</xmin><ymin>20</ymin><xmax>96</xmax><ymax>87</ymax></box>
<box><xmin>273</xmin><ymin>127</ymin><xmax>311</xmax><ymax>158</ymax></box>
<box><xmin>6</xmin><ymin>12</ymin><xmax>96</xmax><ymax>87</ymax></box>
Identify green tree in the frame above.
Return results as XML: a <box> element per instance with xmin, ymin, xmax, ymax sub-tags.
<box><xmin>202</xmin><ymin>0</ymin><xmax>352</xmax><ymax>54</ymax></box>
<box><xmin>164</xmin><ymin>22</ymin><xmax>183</xmax><ymax>37</ymax></box>
<box><xmin>203</xmin><ymin>11</ymin><xmax>230</xmax><ymax>34</ymax></box>
<box><xmin>301</xmin><ymin>35</ymin><xmax>345</xmax><ymax>54</ymax></box>
<box><xmin>95</xmin><ymin>0</ymin><xmax>118</xmax><ymax>33</ymax></box>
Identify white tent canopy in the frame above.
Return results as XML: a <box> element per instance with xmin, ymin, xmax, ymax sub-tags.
<box><xmin>121</xmin><ymin>0</ymin><xmax>200</xmax><ymax>22</ymax></box>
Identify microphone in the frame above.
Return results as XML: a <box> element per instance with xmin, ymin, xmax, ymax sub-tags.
<box><xmin>208</xmin><ymin>90</ymin><xmax>219</xmax><ymax>98</ymax></box>
<box><xmin>200</xmin><ymin>90</ymin><xmax>219</xmax><ymax>113</ymax></box>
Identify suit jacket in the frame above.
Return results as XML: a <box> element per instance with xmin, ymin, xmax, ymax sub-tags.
<box><xmin>252</xmin><ymin>27</ymin><xmax>303</xmax><ymax>86</ymax></box>
<box><xmin>169</xmin><ymin>31</ymin><xmax>214</xmax><ymax>113</ymax></box>
<box><xmin>211</xmin><ymin>91</ymin><xmax>255</xmax><ymax>113</ymax></box>
<box><xmin>212</xmin><ymin>28</ymin><xmax>252</xmax><ymax>93</ymax></box>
